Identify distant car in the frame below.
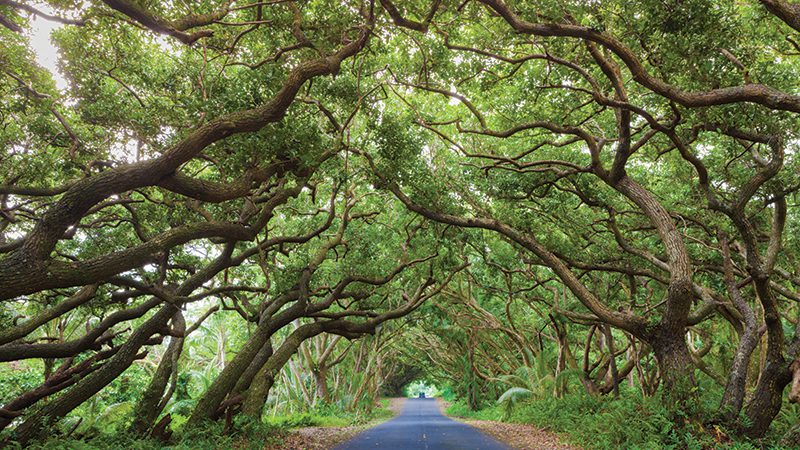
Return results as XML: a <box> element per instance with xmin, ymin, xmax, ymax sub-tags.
<box><xmin>418</xmin><ymin>392</ymin><xmax>426</xmax><ymax>399</ymax></box>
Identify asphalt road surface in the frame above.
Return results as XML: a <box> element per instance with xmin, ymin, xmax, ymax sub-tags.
<box><xmin>333</xmin><ymin>398</ymin><xmax>510</xmax><ymax>450</ymax></box>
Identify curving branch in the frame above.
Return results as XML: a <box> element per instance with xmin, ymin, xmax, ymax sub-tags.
<box><xmin>379</xmin><ymin>0</ymin><xmax>441</xmax><ymax>32</ymax></box>
<box><xmin>0</xmin><ymin>21</ymin><xmax>372</xmax><ymax>301</ymax></box>
<box><xmin>761</xmin><ymin>0</ymin><xmax>800</xmax><ymax>32</ymax></box>
<box><xmin>477</xmin><ymin>0</ymin><xmax>800</xmax><ymax>113</ymax></box>
<box><xmin>0</xmin><ymin>284</ymin><xmax>98</xmax><ymax>346</ymax></box>
<box><xmin>99</xmin><ymin>0</ymin><xmax>229</xmax><ymax>45</ymax></box>
<box><xmin>360</xmin><ymin>152</ymin><xmax>647</xmax><ymax>337</ymax></box>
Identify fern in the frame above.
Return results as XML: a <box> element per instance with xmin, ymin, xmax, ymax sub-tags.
<box><xmin>497</xmin><ymin>387</ymin><xmax>532</xmax><ymax>420</ymax></box>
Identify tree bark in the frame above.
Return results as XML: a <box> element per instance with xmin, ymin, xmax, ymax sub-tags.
<box><xmin>743</xmin><ymin>358</ymin><xmax>791</xmax><ymax>436</ymax></box>
<box><xmin>650</xmin><ymin>326</ymin><xmax>696</xmax><ymax>415</ymax></box>
<box><xmin>241</xmin><ymin>323</ymin><xmax>325</xmax><ymax>418</ymax></box>
<box><xmin>314</xmin><ymin>368</ymin><xmax>330</xmax><ymax>404</ymax></box>
<box><xmin>602</xmin><ymin>324</ymin><xmax>620</xmax><ymax>398</ymax></box>
<box><xmin>129</xmin><ymin>311</ymin><xmax>186</xmax><ymax>434</ymax></box>
<box><xmin>743</xmin><ymin>276</ymin><xmax>789</xmax><ymax>437</ymax></box>
<box><xmin>232</xmin><ymin>339</ymin><xmax>274</xmax><ymax>396</ymax></box>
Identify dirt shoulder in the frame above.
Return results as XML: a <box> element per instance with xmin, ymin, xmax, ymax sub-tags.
<box><xmin>387</xmin><ymin>396</ymin><xmax>406</xmax><ymax>414</ymax></box>
<box><xmin>437</xmin><ymin>399</ymin><xmax>581</xmax><ymax>450</ymax></box>
<box><xmin>264</xmin><ymin>398</ymin><xmax>406</xmax><ymax>450</ymax></box>
<box><xmin>462</xmin><ymin>419</ymin><xmax>582</xmax><ymax>450</ymax></box>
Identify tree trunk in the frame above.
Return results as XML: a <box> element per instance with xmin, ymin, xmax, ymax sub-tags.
<box><xmin>717</xmin><ymin>231</ymin><xmax>761</xmax><ymax>422</ymax></box>
<box><xmin>314</xmin><ymin>368</ymin><xmax>330</xmax><ymax>404</ymax></box>
<box><xmin>187</xmin><ymin>299</ymin><xmax>305</xmax><ymax>426</ymax></box>
<box><xmin>11</xmin><ymin>304</ymin><xmax>176</xmax><ymax>445</ymax></box>
<box><xmin>188</xmin><ymin>328</ymin><xmax>269</xmax><ymax>424</ymax></box>
<box><xmin>719</xmin><ymin>326</ymin><xmax>760</xmax><ymax>422</ymax></box>
<box><xmin>129</xmin><ymin>312</ymin><xmax>186</xmax><ymax>434</ymax></box>
<box><xmin>743</xmin><ymin>280</ymin><xmax>789</xmax><ymax>437</ymax></box>
<box><xmin>743</xmin><ymin>358</ymin><xmax>791</xmax><ymax>437</ymax></box>
<box><xmin>0</xmin><ymin>348</ymin><xmax>117</xmax><ymax>430</ymax></box>
<box><xmin>651</xmin><ymin>327</ymin><xmax>697</xmax><ymax>416</ymax></box>
<box><xmin>602</xmin><ymin>324</ymin><xmax>620</xmax><ymax>398</ymax></box>
<box><xmin>232</xmin><ymin>339</ymin><xmax>273</xmax><ymax>395</ymax></box>
<box><xmin>242</xmin><ymin>323</ymin><xmax>324</xmax><ymax>418</ymax></box>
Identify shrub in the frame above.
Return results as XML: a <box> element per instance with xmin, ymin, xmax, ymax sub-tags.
<box><xmin>449</xmin><ymin>383</ymin><xmax>794</xmax><ymax>450</ymax></box>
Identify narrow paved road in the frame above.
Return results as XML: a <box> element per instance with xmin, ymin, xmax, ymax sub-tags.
<box><xmin>333</xmin><ymin>398</ymin><xmax>511</xmax><ymax>450</ymax></box>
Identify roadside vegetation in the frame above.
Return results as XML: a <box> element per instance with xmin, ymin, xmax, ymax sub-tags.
<box><xmin>446</xmin><ymin>386</ymin><xmax>800</xmax><ymax>449</ymax></box>
<box><xmin>7</xmin><ymin>395</ymin><xmax>397</xmax><ymax>450</ymax></box>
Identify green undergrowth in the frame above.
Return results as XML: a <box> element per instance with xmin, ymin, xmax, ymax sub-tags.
<box><xmin>264</xmin><ymin>398</ymin><xmax>394</xmax><ymax>428</ymax></box>
<box><xmin>11</xmin><ymin>418</ymin><xmax>286</xmax><ymax>450</ymax></box>
<box><xmin>12</xmin><ymin>399</ymin><xmax>396</xmax><ymax>450</ymax></box>
<box><xmin>446</xmin><ymin>386</ymin><xmax>800</xmax><ymax>450</ymax></box>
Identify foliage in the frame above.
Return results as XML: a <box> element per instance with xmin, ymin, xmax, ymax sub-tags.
<box><xmin>496</xmin><ymin>387</ymin><xmax>532</xmax><ymax>420</ymax></box>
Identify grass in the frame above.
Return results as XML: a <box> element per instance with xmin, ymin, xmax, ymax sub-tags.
<box><xmin>264</xmin><ymin>412</ymin><xmax>351</xmax><ymax>428</ymax></box>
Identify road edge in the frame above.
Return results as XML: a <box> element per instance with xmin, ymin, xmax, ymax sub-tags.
<box><xmin>265</xmin><ymin>397</ymin><xmax>407</xmax><ymax>450</ymax></box>
<box><xmin>436</xmin><ymin>398</ymin><xmax>582</xmax><ymax>450</ymax></box>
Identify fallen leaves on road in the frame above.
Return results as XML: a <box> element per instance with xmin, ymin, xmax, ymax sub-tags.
<box><xmin>463</xmin><ymin>420</ymin><xmax>582</xmax><ymax>450</ymax></box>
<box><xmin>263</xmin><ymin>425</ymin><xmax>363</xmax><ymax>450</ymax></box>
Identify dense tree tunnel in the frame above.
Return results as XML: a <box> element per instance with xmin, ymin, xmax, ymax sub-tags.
<box><xmin>4</xmin><ymin>0</ymin><xmax>800</xmax><ymax>448</ymax></box>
